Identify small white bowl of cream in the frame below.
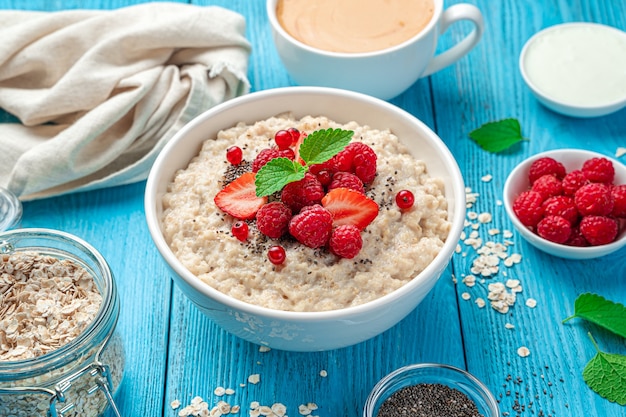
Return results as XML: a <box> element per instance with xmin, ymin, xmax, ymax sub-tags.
<box><xmin>520</xmin><ymin>22</ymin><xmax>626</xmax><ymax>118</ymax></box>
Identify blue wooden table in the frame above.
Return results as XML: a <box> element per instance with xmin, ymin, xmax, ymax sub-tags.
<box><xmin>1</xmin><ymin>1</ymin><xmax>625</xmax><ymax>417</ymax></box>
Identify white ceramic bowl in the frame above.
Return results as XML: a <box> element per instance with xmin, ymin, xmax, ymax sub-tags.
<box><xmin>519</xmin><ymin>23</ymin><xmax>626</xmax><ymax>118</ymax></box>
<box><xmin>503</xmin><ymin>149</ymin><xmax>626</xmax><ymax>259</ymax></box>
<box><xmin>145</xmin><ymin>87</ymin><xmax>466</xmax><ymax>351</ymax></box>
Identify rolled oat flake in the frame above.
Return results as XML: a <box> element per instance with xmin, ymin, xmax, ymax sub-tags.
<box><xmin>376</xmin><ymin>383</ymin><xmax>484</xmax><ymax>417</ymax></box>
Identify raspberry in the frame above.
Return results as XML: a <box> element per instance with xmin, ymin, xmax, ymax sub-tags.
<box><xmin>561</xmin><ymin>170</ymin><xmax>589</xmax><ymax>196</ymax></box>
<box><xmin>574</xmin><ymin>183</ymin><xmax>614</xmax><ymax>216</ymax></box>
<box><xmin>537</xmin><ymin>215</ymin><xmax>572</xmax><ymax>244</ymax></box>
<box><xmin>565</xmin><ymin>225</ymin><xmax>589</xmax><ymax>247</ymax></box>
<box><xmin>350</xmin><ymin>142</ymin><xmax>377</xmax><ymax>184</ymax></box>
<box><xmin>528</xmin><ymin>157</ymin><xmax>566</xmax><ymax>184</ymax></box>
<box><xmin>531</xmin><ymin>174</ymin><xmax>563</xmax><ymax>200</ymax></box>
<box><xmin>322</xmin><ymin>142</ymin><xmax>377</xmax><ymax>183</ymax></box>
<box><xmin>512</xmin><ymin>190</ymin><xmax>545</xmax><ymax>228</ymax></box>
<box><xmin>329</xmin><ymin>225</ymin><xmax>363</xmax><ymax>259</ymax></box>
<box><xmin>256</xmin><ymin>202</ymin><xmax>292</xmax><ymax>239</ymax></box>
<box><xmin>288</xmin><ymin>205</ymin><xmax>333</xmax><ymax>248</ymax></box>
<box><xmin>252</xmin><ymin>148</ymin><xmax>295</xmax><ymax>172</ymax></box>
<box><xmin>281</xmin><ymin>173</ymin><xmax>325</xmax><ymax>213</ymax></box>
<box><xmin>579</xmin><ymin>215</ymin><xmax>618</xmax><ymax>246</ymax></box>
<box><xmin>582</xmin><ymin>157</ymin><xmax>615</xmax><ymax>184</ymax></box>
<box><xmin>542</xmin><ymin>196</ymin><xmax>579</xmax><ymax>225</ymax></box>
<box><xmin>611</xmin><ymin>184</ymin><xmax>626</xmax><ymax>218</ymax></box>
<box><xmin>328</xmin><ymin>172</ymin><xmax>364</xmax><ymax>194</ymax></box>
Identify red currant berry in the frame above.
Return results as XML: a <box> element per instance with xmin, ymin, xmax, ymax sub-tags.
<box><xmin>226</xmin><ymin>146</ymin><xmax>243</xmax><ymax>165</ymax></box>
<box><xmin>268</xmin><ymin>245</ymin><xmax>286</xmax><ymax>265</ymax></box>
<box><xmin>315</xmin><ymin>169</ymin><xmax>333</xmax><ymax>187</ymax></box>
<box><xmin>231</xmin><ymin>221</ymin><xmax>249</xmax><ymax>241</ymax></box>
<box><xmin>287</xmin><ymin>127</ymin><xmax>301</xmax><ymax>145</ymax></box>
<box><xmin>395</xmin><ymin>190</ymin><xmax>415</xmax><ymax>210</ymax></box>
<box><xmin>274</xmin><ymin>130</ymin><xmax>293</xmax><ymax>150</ymax></box>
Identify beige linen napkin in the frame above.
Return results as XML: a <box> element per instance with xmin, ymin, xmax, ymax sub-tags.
<box><xmin>0</xmin><ymin>2</ymin><xmax>251</xmax><ymax>200</ymax></box>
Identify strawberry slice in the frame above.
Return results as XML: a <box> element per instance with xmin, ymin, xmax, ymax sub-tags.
<box><xmin>321</xmin><ymin>187</ymin><xmax>379</xmax><ymax>230</ymax></box>
<box><xmin>214</xmin><ymin>172</ymin><xmax>267</xmax><ymax>220</ymax></box>
<box><xmin>293</xmin><ymin>131</ymin><xmax>308</xmax><ymax>165</ymax></box>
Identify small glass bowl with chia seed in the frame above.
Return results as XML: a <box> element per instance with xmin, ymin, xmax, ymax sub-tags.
<box><xmin>363</xmin><ymin>363</ymin><xmax>500</xmax><ymax>417</ymax></box>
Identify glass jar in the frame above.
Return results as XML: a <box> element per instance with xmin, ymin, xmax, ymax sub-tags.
<box><xmin>363</xmin><ymin>363</ymin><xmax>500</xmax><ymax>417</ymax></box>
<box><xmin>0</xmin><ymin>187</ymin><xmax>22</xmax><ymax>232</ymax></box>
<box><xmin>0</xmin><ymin>228</ymin><xmax>124</xmax><ymax>417</ymax></box>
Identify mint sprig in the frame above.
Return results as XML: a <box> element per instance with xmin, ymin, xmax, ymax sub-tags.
<box><xmin>468</xmin><ymin>118</ymin><xmax>527</xmax><ymax>153</ymax></box>
<box><xmin>563</xmin><ymin>293</ymin><xmax>626</xmax><ymax>404</ymax></box>
<box><xmin>255</xmin><ymin>128</ymin><xmax>353</xmax><ymax>197</ymax></box>
<box><xmin>563</xmin><ymin>293</ymin><xmax>626</xmax><ymax>338</ymax></box>
<box><xmin>583</xmin><ymin>333</ymin><xmax>626</xmax><ymax>406</ymax></box>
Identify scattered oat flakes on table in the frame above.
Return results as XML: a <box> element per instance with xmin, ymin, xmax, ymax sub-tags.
<box><xmin>517</xmin><ymin>346</ymin><xmax>531</xmax><ymax>357</ymax></box>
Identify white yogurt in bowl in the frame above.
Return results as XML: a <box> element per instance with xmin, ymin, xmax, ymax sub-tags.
<box><xmin>520</xmin><ymin>22</ymin><xmax>626</xmax><ymax>117</ymax></box>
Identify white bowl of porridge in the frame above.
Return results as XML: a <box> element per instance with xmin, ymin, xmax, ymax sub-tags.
<box><xmin>145</xmin><ymin>87</ymin><xmax>465</xmax><ymax>351</ymax></box>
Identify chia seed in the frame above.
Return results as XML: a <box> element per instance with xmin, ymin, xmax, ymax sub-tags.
<box><xmin>376</xmin><ymin>383</ymin><xmax>484</xmax><ymax>417</ymax></box>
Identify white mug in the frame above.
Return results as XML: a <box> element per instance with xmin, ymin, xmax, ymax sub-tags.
<box><xmin>267</xmin><ymin>0</ymin><xmax>484</xmax><ymax>100</ymax></box>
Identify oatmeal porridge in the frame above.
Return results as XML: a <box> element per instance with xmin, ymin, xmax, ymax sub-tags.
<box><xmin>161</xmin><ymin>115</ymin><xmax>451</xmax><ymax>312</ymax></box>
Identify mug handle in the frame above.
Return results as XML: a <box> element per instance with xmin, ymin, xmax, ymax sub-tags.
<box><xmin>422</xmin><ymin>3</ymin><xmax>484</xmax><ymax>77</ymax></box>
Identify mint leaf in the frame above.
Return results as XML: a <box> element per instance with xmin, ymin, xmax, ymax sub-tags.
<box><xmin>582</xmin><ymin>333</ymin><xmax>626</xmax><ymax>405</ymax></box>
<box><xmin>468</xmin><ymin>118</ymin><xmax>526</xmax><ymax>153</ymax></box>
<box><xmin>299</xmin><ymin>128</ymin><xmax>353</xmax><ymax>165</ymax></box>
<box><xmin>563</xmin><ymin>293</ymin><xmax>626</xmax><ymax>338</ymax></box>
<box><xmin>255</xmin><ymin>158</ymin><xmax>306</xmax><ymax>197</ymax></box>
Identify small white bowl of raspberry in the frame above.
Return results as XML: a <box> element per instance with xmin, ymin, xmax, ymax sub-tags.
<box><xmin>503</xmin><ymin>149</ymin><xmax>626</xmax><ymax>259</ymax></box>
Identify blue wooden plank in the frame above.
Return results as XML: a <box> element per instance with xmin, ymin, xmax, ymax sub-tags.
<box><xmin>434</xmin><ymin>1</ymin><xmax>626</xmax><ymax>417</ymax></box>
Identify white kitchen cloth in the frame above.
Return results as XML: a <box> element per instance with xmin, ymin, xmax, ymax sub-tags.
<box><xmin>0</xmin><ymin>2</ymin><xmax>251</xmax><ymax>200</ymax></box>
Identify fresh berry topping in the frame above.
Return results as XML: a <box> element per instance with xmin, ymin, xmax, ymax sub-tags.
<box><xmin>268</xmin><ymin>245</ymin><xmax>286</xmax><ymax>265</ymax></box>
<box><xmin>512</xmin><ymin>190</ymin><xmax>545</xmax><ymax>228</ymax></box>
<box><xmin>231</xmin><ymin>221</ymin><xmax>249</xmax><ymax>241</ymax></box>
<box><xmin>536</xmin><ymin>215</ymin><xmax>572</xmax><ymax>244</ymax></box>
<box><xmin>582</xmin><ymin>157</ymin><xmax>615</xmax><ymax>184</ymax></box>
<box><xmin>531</xmin><ymin>174</ymin><xmax>562</xmax><ymax>200</ymax></box>
<box><xmin>288</xmin><ymin>205</ymin><xmax>333</xmax><ymax>248</ymax></box>
<box><xmin>287</xmin><ymin>128</ymin><xmax>301</xmax><ymax>145</ymax></box>
<box><xmin>328</xmin><ymin>172</ymin><xmax>364</xmax><ymax>194</ymax></box>
<box><xmin>292</xmin><ymin>130</ymin><xmax>308</xmax><ymax>164</ymax></box>
<box><xmin>321</xmin><ymin>187</ymin><xmax>379</xmax><ymax>230</ymax></box>
<box><xmin>329</xmin><ymin>225</ymin><xmax>363</xmax><ymax>259</ymax></box>
<box><xmin>281</xmin><ymin>173</ymin><xmax>325</xmax><ymax>213</ymax></box>
<box><xmin>226</xmin><ymin>146</ymin><xmax>243</xmax><ymax>165</ymax></box>
<box><xmin>319</xmin><ymin>142</ymin><xmax>378</xmax><ymax>183</ymax></box>
<box><xmin>314</xmin><ymin>169</ymin><xmax>333</xmax><ymax>187</ymax></box>
<box><xmin>611</xmin><ymin>184</ymin><xmax>626</xmax><ymax>218</ymax></box>
<box><xmin>214</xmin><ymin>172</ymin><xmax>267</xmax><ymax>220</ymax></box>
<box><xmin>274</xmin><ymin>130</ymin><xmax>294</xmax><ymax>150</ymax></box>
<box><xmin>574</xmin><ymin>183</ymin><xmax>614</xmax><ymax>216</ymax></box>
<box><xmin>349</xmin><ymin>142</ymin><xmax>378</xmax><ymax>184</ymax></box>
<box><xmin>561</xmin><ymin>169</ymin><xmax>589</xmax><ymax>196</ymax></box>
<box><xmin>256</xmin><ymin>202</ymin><xmax>292</xmax><ymax>239</ymax></box>
<box><xmin>542</xmin><ymin>196</ymin><xmax>578</xmax><ymax>225</ymax></box>
<box><xmin>252</xmin><ymin>148</ymin><xmax>295</xmax><ymax>172</ymax></box>
<box><xmin>528</xmin><ymin>157</ymin><xmax>566</xmax><ymax>184</ymax></box>
<box><xmin>579</xmin><ymin>215</ymin><xmax>618</xmax><ymax>246</ymax></box>
<box><xmin>395</xmin><ymin>190</ymin><xmax>415</xmax><ymax>210</ymax></box>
